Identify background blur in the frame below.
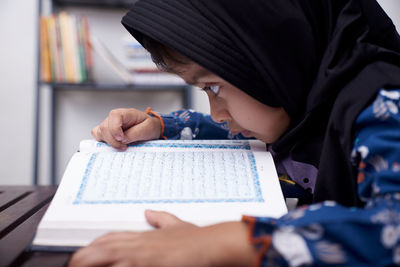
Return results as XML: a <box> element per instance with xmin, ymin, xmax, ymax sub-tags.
<box><xmin>0</xmin><ymin>0</ymin><xmax>399</xmax><ymax>185</ymax></box>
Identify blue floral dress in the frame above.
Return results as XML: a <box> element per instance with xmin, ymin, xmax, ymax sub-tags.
<box><xmin>160</xmin><ymin>89</ymin><xmax>400</xmax><ymax>266</ymax></box>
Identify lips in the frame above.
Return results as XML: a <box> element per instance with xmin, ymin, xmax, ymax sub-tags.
<box><xmin>229</xmin><ymin>129</ymin><xmax>242</xmax><ymax>135</ymax></box>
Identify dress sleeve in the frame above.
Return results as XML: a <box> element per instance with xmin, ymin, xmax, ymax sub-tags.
<box><xmin>243</xmin><ymin>88</ymin><xmax>400</xmax><ymax>266</ymax></box>
<box><xmin>161</xmin><ymin>109</ymin><xmax>245</xmax><ymax>140</ymax></box>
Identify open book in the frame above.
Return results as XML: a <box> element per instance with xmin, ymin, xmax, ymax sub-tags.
<box><xmin>32</xmin><ymin>139</ymin><xmax>287</xmax><ymax>251</ymax></box>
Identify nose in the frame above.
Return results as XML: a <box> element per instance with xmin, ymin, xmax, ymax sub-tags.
<box><xmin>209</xmin><ymin>97</ymin><xmax>231</xmax><ymax>123</ymax></box>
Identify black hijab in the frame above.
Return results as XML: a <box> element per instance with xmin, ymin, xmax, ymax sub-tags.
<box><xmin>122</xmin><ymin>0</ymin><xmax>400</xmax><ymax>206</ymax></box>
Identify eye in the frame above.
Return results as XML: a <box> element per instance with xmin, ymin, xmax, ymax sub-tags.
<box><xmin>203</xmin><ymin>85</ymin><xmax>220</xmax><ymax>95</ymax></box>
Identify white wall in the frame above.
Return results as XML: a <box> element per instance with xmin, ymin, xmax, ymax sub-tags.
<box><xmin>379</xmin><ymin>0</ymin><xmax>400</xmax><ymax>31</ymax></box>
<box><xmin>0</xmin><ymin>0</ymin><xmax>37</xmax><ymax>185</ymax></box>
<box><xmin>0</xmin><ymin>0</ymin><xmax>398</xmax><ymax>185</ymax></box>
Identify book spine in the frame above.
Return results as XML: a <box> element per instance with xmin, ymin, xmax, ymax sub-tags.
<box><xmin>69</xmin><ymin>15</ymin><xmax>81</xmax><ymax>83</ymax></box>
<box><xmin>39</xmin><ymin>16</ymin><xmax>52</xmax><ymax>83</ymax></box>
<box><xmin>47</xmin><ymin>15</ymin><xmax>59</xmax><ymax>83</ymax></box>
<box><xmin>77</xmin><ymin>17</ymin><xmax>87</xmax><ymax>83</ymax></box>
<box><xmin>82</xmin><ymin>16</ymin><xmax>93</xmax><ymax>82</ymax></box>
<box><xmin>55</xmin><ymin>14</ymin><xmax>66</xmax><ymax>83</ymax></box>
<box><xmin>51</xmin><ymin>15</ymin><xmax>63</xmax><ymax>83</ymax></box>
<box><xmin>59</xmin><ymin>12</ymin><xmax>75</xmax><ymax>83</ymax></box>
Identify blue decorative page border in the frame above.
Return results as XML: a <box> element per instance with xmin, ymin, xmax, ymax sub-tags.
<box><xmin>96</xmin><ymin>140</ymin><xmax>251</xmax><ymax>150</ymax></box>
<box><xmin>74</xmin><ymin>141</ymin><xmax>264</xmax><ymax>204</ymax></box>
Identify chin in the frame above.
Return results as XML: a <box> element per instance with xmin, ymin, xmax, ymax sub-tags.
<box><xmin>255</xmin><ymin>135</ymin><xmax>276</xmax><ymax>144</ymax></box>
<box><xmin>254</xmin><ymin>136</ymin><xmax>268</xmax><ymax>143</ymax></box>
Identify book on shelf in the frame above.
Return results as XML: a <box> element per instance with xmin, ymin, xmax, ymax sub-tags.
<box><xmin>58</xmin><ymin>12</ymin><xmax>74</xmax><ymax>82</ymax></box>
<box><xmin>39</xmin><ymin>12</ymin><xmax>93</xmax><ymax>84</ymax></box>
<box><xmin>47</xmin><ymin>15</ymin><xmax>62</xmax><ymax>82</ymax></box>
<box><xmin>91</xmin><ymin>35</ymin><xmax>186</xmax><ymax>85</ymax></box>
<box><xmin>40</xmin><ymin>12</ymin><xmax>184</xmax><ymax>86</ymax></box>
<box><xmin>39</xmin><ymin>17</ymin><xmax>52</xmax><ymax>83</ymax></box>
<box><xmin>122</xmin><ymin>34</ymin><xmax>158</xmax><ymax>72</ymax></box>
<box><xmin>53</xmin><ymin>0</ymin><xmax>134</xmax><ymax>7</ymax></box>
<box><xmin>31</xmin><ymin>139</ymin><xmax>287</xmax><ymax>251</ymax></box>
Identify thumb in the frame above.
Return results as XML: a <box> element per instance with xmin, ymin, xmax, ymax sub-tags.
<box><xmin>145</xmin><ymin>210</ymin><xmax>185</xmax><ymax>229</ymax></box>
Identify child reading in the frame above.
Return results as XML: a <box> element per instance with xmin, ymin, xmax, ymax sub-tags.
<box><xmin>69</xmin><ymin>0</ymin><xmax>400</xmax><ymax>266</ymax></box>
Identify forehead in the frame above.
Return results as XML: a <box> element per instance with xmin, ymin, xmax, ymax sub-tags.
<box><xmin>167</xmin><ymin>60</ymin><xmax>214</xmax><ymax>85</ymax></box>
<box><xmin>161</xmin><ymin>48</ymin><xmax>217</xmax><ymax>84</ymax></box>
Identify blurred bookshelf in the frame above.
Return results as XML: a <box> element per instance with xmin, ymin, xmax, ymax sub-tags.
<box><xmin>35</xmin><ymin>0</ymin><xmax>192</xmax><ymax>185</ymax></box>
<box><xmin>53</xmin><ymin>0</ymin><xmax>135</xmax><ymax>8</ymax></box>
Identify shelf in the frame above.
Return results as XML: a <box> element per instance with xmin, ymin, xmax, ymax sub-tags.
<box><xmin>53</xmin><ymin>0</ymin><xmax>134</xmax><ymax>8</ymax></box>
<box><xmin>40</xmin><ymin>82</ymin><xmax>190</xmax><ymax>91</ymax></box>
<box><xmin>35</xmin><ymin>0</ymin><xmax>192</xmax><ymax>185</ymax></box>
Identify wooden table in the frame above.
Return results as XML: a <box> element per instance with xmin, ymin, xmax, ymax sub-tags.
<box><xmin>0</xmin><ymin>186</ymin><xmax>71</xmax><ymax>267</ymax></box>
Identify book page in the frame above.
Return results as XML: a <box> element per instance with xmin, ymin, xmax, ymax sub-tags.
<box><xmin>34</xmin><ymin>139</ymin><xmax>287</xmax><ymax>247</ymax></box>
<box><xmin>76</xmin><ymin>141</ymin><xmax>263</xmax><ymax>204</ymax></box>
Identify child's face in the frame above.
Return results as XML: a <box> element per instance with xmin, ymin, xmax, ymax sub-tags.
<box><xmin>169</xmin><ymin>61</ymin><xmax>291</xmax><ymax>143</ymax></box>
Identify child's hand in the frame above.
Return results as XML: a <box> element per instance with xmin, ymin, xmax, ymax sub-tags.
<box><xmin>91</xmin><ymin>108</ymin><xmax>162</xmax><ymax>150</ymax></box>
<box><xmin>68</xmin><ymin>210</ymin><xmax>258</xmax><ymax>267</ymax></box>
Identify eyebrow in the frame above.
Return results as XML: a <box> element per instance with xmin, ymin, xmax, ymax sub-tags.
<box><xmin>184</xmin><ymin>68</ymin><xmax>211</xmax><ymax>86</ymax></box>
<box><xmin>166</xmin><ymin>66</ymin><xmax>185</xmax><ymax>75</ymax></box>
<box><xmin>166</xmin><ymin>63</ymin><xmax>212</xmax><ymax>86</ymax></box>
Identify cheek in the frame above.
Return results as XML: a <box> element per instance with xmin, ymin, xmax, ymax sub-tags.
<box><xmin>229</xmin><ymin>108</ymin><xmax>255</xmax><ymax>129</ymax></box>
<box><xmin>232</xmin><ymin>105</ymin><xmax>288</xmax><ymax>137</ymax></box>
<box><xmin>226</xmin><ymin>98</ymin><xmax>262</xmax><ymax>128</ymax></box>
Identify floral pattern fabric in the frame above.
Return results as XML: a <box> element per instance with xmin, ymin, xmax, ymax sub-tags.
<box><xmin>162</xmin><ymin>109</ymin><xmax>243</xmax><ymax>140</ymax></box>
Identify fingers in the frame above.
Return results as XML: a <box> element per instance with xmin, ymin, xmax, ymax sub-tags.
<box><xmin>95</xmin><ymin>117</ymin><xmax>127</xmax><ymax>150</ymax></box>
<box><xmin>145</xmin><ymin>210</ymin><xmax>186</xmax><ymax>229</ymax></box>
<box><xmin>69</xmin><ymin>232</ymin><xmax>139</xmax><ymax>267</ymax></box>
<box><xmin>123</xmin><ymin>116</ymin><xmax>161</xmax><ymax>142</ymax></box>
<box><xmin>91</xmin><ymin>108</ymin><xmax>152</xmax><ymax>149</ymax></box>
<box><xmin>107</xmin><ymin>109</ymin><xmax>139</xmax><ymax>142</ymax></box>
<box><xmin>90</xmin><ymin>231</ymin><xmax>138</xmax><ymax>246</ymax></box>
<box><xmin>91</xmin><ymin>125</ymin><xmax>102</xmax><ymax>142</ymax></box>
<box><xmin>68</xmin><ymin>245</ymin><xmax>116</xmax><ymax>267</ymax></box>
